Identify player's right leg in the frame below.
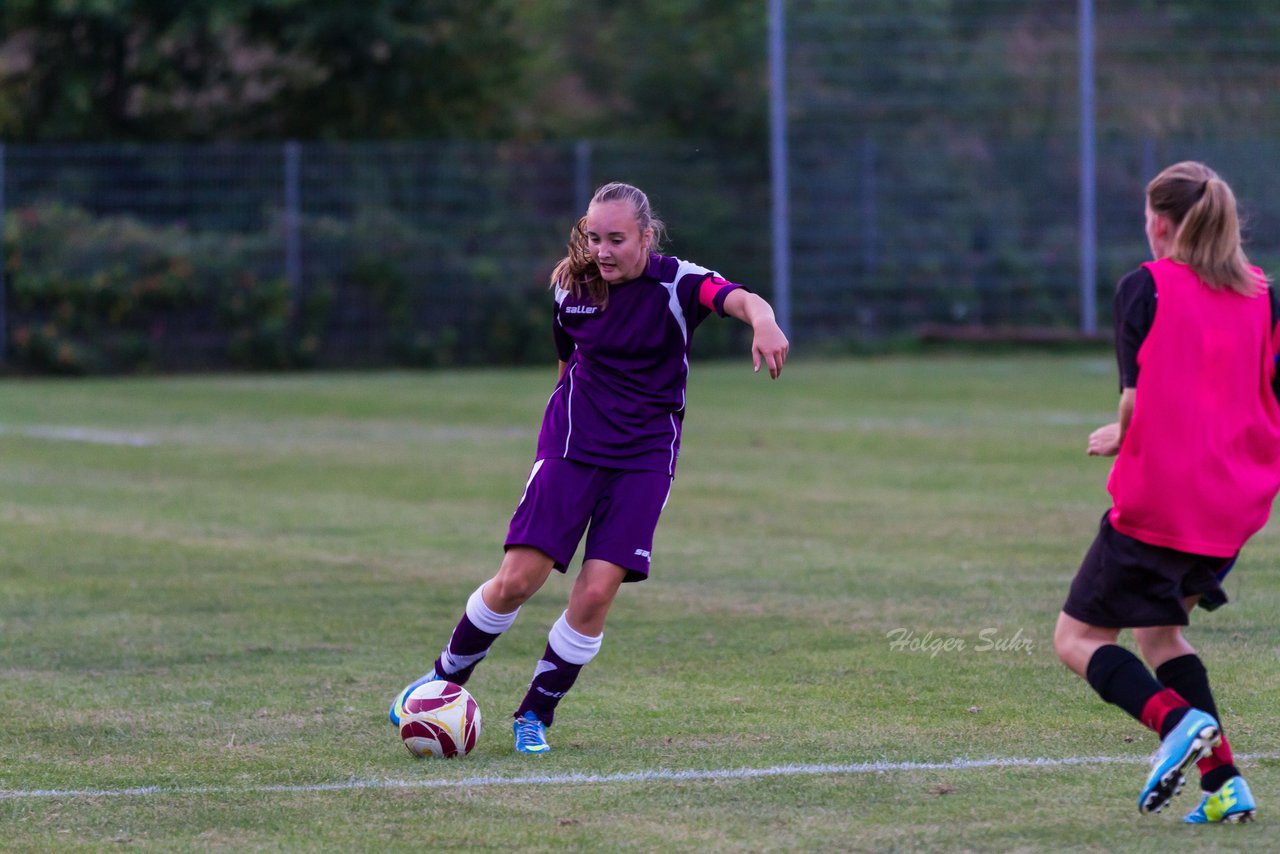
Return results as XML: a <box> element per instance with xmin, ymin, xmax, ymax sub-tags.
<box><xmin>389</xmin><ymin>670</ymin><xmax>443</xmax><ymax>727</ymax></box>
<box><xmin>390</xmin><ymin>548</ymin><xmax>554</xmax><ymax>726</ymax></box>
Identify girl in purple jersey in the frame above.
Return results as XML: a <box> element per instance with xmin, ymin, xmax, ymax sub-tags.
<box><xmin>390</xmin><ymin>182</ymin><xmax>789</xmax><ymax>753</ymax></box>
<box><xmin>1053</xmin><ymin>162</ymin><xmax>1280</xmax><ymax>822</ymax></box>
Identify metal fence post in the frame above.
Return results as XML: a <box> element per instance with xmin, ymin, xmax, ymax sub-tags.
<box><xmin>1078</xmin><ymin>0</ymin><xmax>1097</xmax><ymax>336</ymax></box>
<box><xmin>768</xmin><ymin>0</ymin><xmax>792</xmax><ymax>336</ymax></box>
<box><xmin>861</xmin><ymin>134</ymin><xmax>877</xmax><ymax>274</ymax></box>
<box><xmin>284</xmin><ymin>140</ymin><xmax>302</xmax><ymax>312</ymax></box>
<box><xmin>574</xmin><ymin>140</ymin><xmax>592</xmax><ymax>214</ymax></box>
<box><xmin>1141</xmin><ymin>137</ymin><xmax>1156</xmax><ymax>183</ymax></box>
<box><xmin>0</xmin><ymin>141</ymin><xmax>6</xmax><ymax>368</ymax></box>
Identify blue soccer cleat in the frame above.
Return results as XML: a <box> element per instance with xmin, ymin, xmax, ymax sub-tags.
<box><xmin>1139</xmin><ymin>709</ymin><xmax>1221</xmax><ymax>814</ymax></box>
<box><xmin>513</xmin><ymin>710</ymin><xmax>551</xmax><ymax>754</ymax></box>
<box><xmin>1184</xmin><ymin>776</ymin><xmax>1256</xmax><ymax>824</ymax></box>
<box><xmin>388</xmin><ymin>669</ymin><xmax>440</xmax><ymax>727</ymax></box>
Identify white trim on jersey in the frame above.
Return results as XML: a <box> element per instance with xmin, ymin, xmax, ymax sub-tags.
<box><xmin>658</xmin><ymin>257</ymin><xmax>721</xmax><ymax>347</ymax></box>
<box><xmin>661</xmin><ymin>279</ymin><xmax>688</xmax><ymax>346</ymax></box>
<box><xmin>562</xmin><ymin>361</ymin><xmax>578</xmax><ymax>457</ymax></box>
<box><xmin>656</xmin><ymin>258</ymin><xmax>718</xmax><ymax>473</ymax></box>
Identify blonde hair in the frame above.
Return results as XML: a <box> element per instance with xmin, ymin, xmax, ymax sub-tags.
<box><xmin>1147</xmin><ymin>161</ymin><xmax>1268</xmax><ymax>295</ymax></box>
<box><xmin>550</xmin><ymin>182</ymin><xmax>666</xmax><ymax>308</ymax></box>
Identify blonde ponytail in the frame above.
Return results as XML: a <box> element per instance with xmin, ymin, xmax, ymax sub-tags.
<box><xmin>550</xmin><ymin>216</ymin><xmax>609</xmax><ymax>307</ymax></box>
<box><xmin>1148</xmin><ymin>162</ymin><xmax>1267</xmax><ymax>295</ymax></box>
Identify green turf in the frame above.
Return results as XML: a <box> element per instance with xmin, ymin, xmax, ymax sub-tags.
<box><xmin>2</xmin><ymin>355</ymin><xmax>1277</xmax><ymax>852</ymax></box>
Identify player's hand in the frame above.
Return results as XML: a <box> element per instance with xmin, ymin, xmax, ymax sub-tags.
<box><xmin>752</xmin><ymin>321</ymin><xmax>789</xmax><ymax>379</ymax></box>
<box><xmin>1087</xmin><ymin>422</ymin><xmax>1122</xmax><ymax>456</ymax></box>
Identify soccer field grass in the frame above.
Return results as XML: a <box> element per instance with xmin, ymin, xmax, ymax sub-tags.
<box><xmin>2</xmin><ymin>355</ymin><xmax>1278</xmax><ymax>852</ymax></box>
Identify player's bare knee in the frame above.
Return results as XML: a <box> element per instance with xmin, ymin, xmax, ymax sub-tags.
<box><xmin>1051</xmin><ymin>630</ymin><xmax>1074</xmax><ymax>666</ymax></box>
<box><xmin>485</xmin><ymin>574</ymin><xmax>533</xmax><ymax>609</ymax></box>
<box><xmin>567</xmin><ymin>591</ymin><xmax>610</xmax><ymax>624</ymax></box>
<box><xmin>487</xmin><ymin>567</ymin><xmax>542</xmax><ymax>609</ymax></box>
<box><xmin>1133</xmin><ymin>625</ymin><xmax>1188</xmax><ymax>664</ymax></box>
<box><xmin>488</xmin><ymin>548</ymin><xmax>553</xmax><ymax>606</ymax></box>
<box><xmin>1051</xmin><ymin>615</ymin><xmax>1080</xmax><ymax>663</ymax></box>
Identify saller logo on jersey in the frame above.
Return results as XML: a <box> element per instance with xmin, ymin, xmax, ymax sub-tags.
<box><xmin>634</xmin><ymin>549</ymin><xmax>651</xmax><ymax>560</ymax></box>
<box><xmin>562</xmin><ymin>305</ymin><xmax>600</xmax><ymax>315</ymax></box>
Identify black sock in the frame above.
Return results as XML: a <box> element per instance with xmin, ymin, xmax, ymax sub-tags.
<box><xmin>1156</xmin><ymin>654</ymin><xmax>1240</xmax><ymax>789</ymax></box>
<box><xmin>1085</xmin><ymin>644</ymin><xmax>1164</xmax><ymax>724</ymax></box>
<box><xmin>1201</xmin><ymin>765</ymin><xmax>1239</xmax><ymax>793</ymax></box>
<box><xmin>1158</xmin><ymin>707</ymin><xmax>1190</xmax><ymax>738</ymax></box>
<box><xmin>1154</xmin><ymin>654</ymin><xmax>1218</xmax><ymax>720</ymax></box>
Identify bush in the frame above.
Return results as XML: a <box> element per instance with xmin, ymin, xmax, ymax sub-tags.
<box><xmin>1</xmin><ymin>203</ymin><xmax>560</xmax><ymax>373</ymax></box>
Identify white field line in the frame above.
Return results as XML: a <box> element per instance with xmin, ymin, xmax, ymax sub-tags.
<box><xmin>0</xmin><ymin>425</ymin><xmax>156</xmax><ymax>447</ymax></box>
<box><xmin>5</xmin><ymin>751</ymin><xmax>1279</xmax><ymax>801</ymax></box>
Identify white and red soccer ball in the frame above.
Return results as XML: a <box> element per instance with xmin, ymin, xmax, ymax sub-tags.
<box><xmin>398</xmin><ymin>681</ymin><xmax>482</xmax><ymax>758</ymax></box>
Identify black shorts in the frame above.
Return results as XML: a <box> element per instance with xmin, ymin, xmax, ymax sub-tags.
<box><xmin>1062</xmin><ymin>513</ymin><xmax>1233</xmax><ymax>628</ymax></box>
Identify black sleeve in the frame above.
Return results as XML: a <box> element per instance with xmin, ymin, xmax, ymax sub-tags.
<box><xmin>1269</xmin><ymin>286</ymin><xmax>1280</xmax><ymax>405</ymax></box>
<box><xmin>552</xmin><ymin>304</ymin><xmax>574</xmax><ymax>362</ymax></box>
<box><xmin>1114</xmin><ymin>267</ymin><xmax>1157</xmax><ymax>390</ymax></box>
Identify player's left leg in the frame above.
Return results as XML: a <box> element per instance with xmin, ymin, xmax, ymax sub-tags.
<box><xmin>1054</xmin><ymin>613</ymin><xmax>1191</xmax><ymax>736</ymax></box>
<box><xmin>1136</xmin><ymin>621</ymin><xmax>1253</xmax><ymax>823</ymax></box>
<box><xmin>510</xmin><ymin>468</ymin><xmax>668</xmax><ymax>753</ymax></box>
<box><xmin>390</xmin><ymin>547</ymin><xmax>555</xmax><ymax>726</ymax></box>
<box><xmin>1183</xmin><ymin>774</ymin><xmax>1257</xmax><ymax>824</ymax></box>
<box><xmin>512</xmin><ymin>560</ymin><xmax>625</xmax><ymax>753</ymax></box>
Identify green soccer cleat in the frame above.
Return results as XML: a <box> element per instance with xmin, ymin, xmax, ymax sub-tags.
<box><xmin>1139</xmin><ymin>709</ymin><xmax>1221</xmax><ymax>814</ymax></box>
<box><xmin>1185</xmin><ymin>776</ymin><xmax>1256</xmax><ymax>824</ymax></box>
<box><xmin>388</xmin><ymin>669</ymin><xmax>440</xmax><ymax>727</ymax></box>
<box><xmin>513</xmin><ymin>710</ymin><xmax>551</xmax><ymax>754</ymax></box>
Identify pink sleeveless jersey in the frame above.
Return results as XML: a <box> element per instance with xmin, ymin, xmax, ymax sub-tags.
<box><xmin>1108</xmin><ymin>258</ymin><xmax>1280</xmax><ymax>557</ymax></box>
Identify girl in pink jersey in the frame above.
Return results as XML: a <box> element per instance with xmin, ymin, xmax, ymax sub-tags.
<box><xmin>1054</xmin><ymin>161</ymin><xmax>1280</xmax><ymax>822</ymax></box>
<box><xmin>389</xmin><ymin>182</ymin><xmax>789</xmax><ymax>754</ymax></box>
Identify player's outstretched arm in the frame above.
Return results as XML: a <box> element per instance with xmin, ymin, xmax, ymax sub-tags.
<box><xmin>723</xmin><ymin>289</ymin><xmax>789</xmax><ymax>379</ymax></box>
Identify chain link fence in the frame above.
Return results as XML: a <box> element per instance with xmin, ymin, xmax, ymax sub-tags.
<box><xmin>4</xmin><ymin>3</ymin><xmax>1280</xmax><ymax>372</ymax></box>
<box><xmin>0</xmin><ymin>140</ymin><xmax>767</xmax><ymax>372</ymax></box>
<box><xmin>787</xmin><ymin>0</ymin><xmax>1280</xmax><ymax>343</ymax></box>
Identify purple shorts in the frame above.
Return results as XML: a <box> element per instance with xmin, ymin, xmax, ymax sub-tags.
<box><xmin>506</xmin><ymin>457</ymin><xmax>673</xmax><ymax>582</ymax></box>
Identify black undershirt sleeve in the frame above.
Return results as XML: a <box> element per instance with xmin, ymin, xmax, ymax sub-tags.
<box><xmin>1114</xmin><ymin>267</ymin><xmax>1157</xmax><ymax>391</ymax></box>
<box><xmin>552</xmin><ymin>304</ymin><xmax>574</xmax><ymax>362</ymax></box>
<box><xmin>1269</xmin><ymin>285</ymin><xmax>1280</xmax><ymax>404</ymax></box>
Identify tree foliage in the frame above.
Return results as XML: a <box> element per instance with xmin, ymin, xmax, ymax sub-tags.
<box><xmin>2</xmin><ymin>1</ymin><xmax>1279</xmax><ymax>147</ymax></box>
<box><xmin>512</xmin><ymin>0</ymin><xmax>768</xmax><ymax>145</ymax></box>
<box><xmin>0</xmin><ymin>0</ymin><xmax>529</xmax><ymax>141</ymax></box>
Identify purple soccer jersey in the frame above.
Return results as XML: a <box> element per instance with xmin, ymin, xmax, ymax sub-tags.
<box><xmin>536</xmin><ymin>253</ymin><xmax>743</xmax><ymax>476</ymax></box>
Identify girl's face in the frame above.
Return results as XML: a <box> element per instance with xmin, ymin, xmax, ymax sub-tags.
<box><xmin>1145</xmin><ymin>201</ymin><xmax>1174</xmax><ymax>259</ymax></box>
<box><xmin>585</xmin><ymin>200</ymin><xmax>652</xmax><ymax>284</ymax></box>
